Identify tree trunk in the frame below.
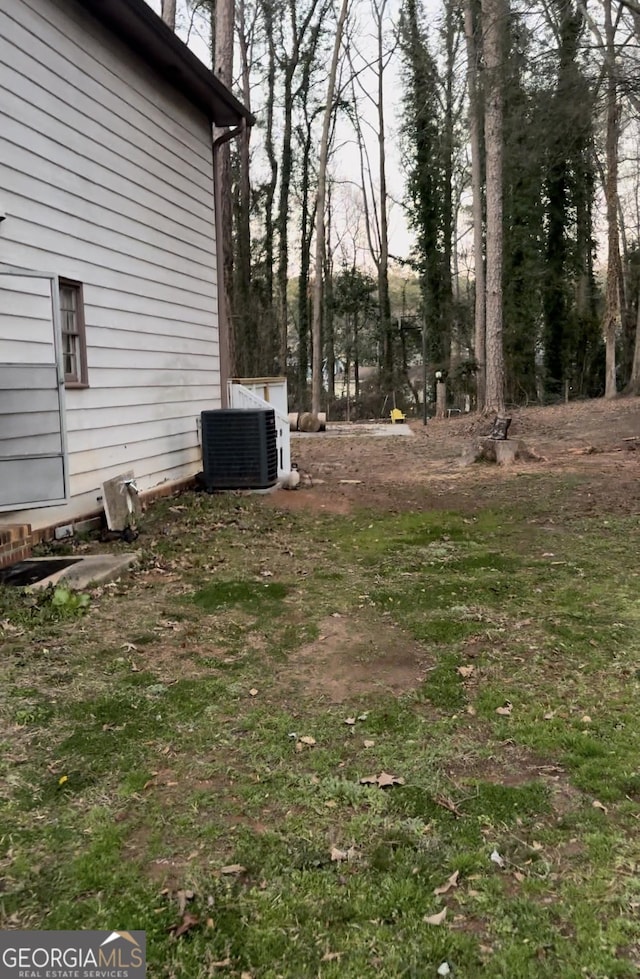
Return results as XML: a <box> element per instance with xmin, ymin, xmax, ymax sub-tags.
<box><xmin>324</xmin><ymin>189</ymin><xmax>335</xmax><ymax>400</ymax></box>
<box><xmin>441</xmin><ymin>0</ymin><xmax>456</xmax><ymax>371</ymax></box>
<box><xmin>262</xmin><ymin>0</ymin><xmax>278</xmax><ymax>372</ymax></box>
<box><xmin>603</xmin><ymin>0</ymin><xmax>621</xmax><ymax>399</ymax></box>
<box><xmin>161</xmin><ymin>0</ymin><xmax>176</xmax><ymax>30</ymax></box>
<box><xmin>213</xmin><ymin>0</ymin><xmax>235</xmax><ymax>376</ymax></box>
<box><xmin>436</xmin><ymin>379</ymin><xmax>447</xmax><ymax>419</ymax></box>
<box><xmin>375</xmin><ymin>0</ymin><xmax>393</xmax><ymax>393</ymax></box>
<box><xmin>236</xmin><ymin>0</ymin><xmax>254</xmax><ymax>373</ymax></box>
<box><xmin>481</xmin><ymin>0</ymin><xmax>505</xmax><ymax>414</ymax></box>
<box><xmin>311</xmin><ymin>0</ymin><xmax>350</xmax><ymax>416</ymax></box>
<box><xmin>276</xmin><ymin>68</ymin><xmax>295</xmax><ymax>374</ymax></box>
<box><xmin>296</xmin><ymin>40</ymin><xmax>323</xmax><ymax>408</ymax></box>
<box><xmin>297</xmin><ymin>130</ymin><xmax>313</xmax><ymax>408</ymax></box>
<box><xmin>628</xmin><ymin>286</ymin><xmax>640</xmax><ymax>392</ymax></box>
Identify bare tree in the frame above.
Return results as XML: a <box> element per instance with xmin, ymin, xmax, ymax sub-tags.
<box><xmin>235</xmin><ymin>0</ymin><xmax>256</xmax><ymax>374</ymax></box>
<box><xmin>214</xmin><ymin>0</ymin><xmax>236</xmax><ymax>380</ymax></box>
<box><xmin>602</xmin><ymin>0</ymin><xmax>623</xmax><ymax>397</ymax></box>
<box><xmin>349</xmin><ymin>0</ymin><xmax>395</xmax><ymax>392</ymax></box>
<box><xmin>260</xmin><ymin>0</ymin><xmax>279</xmax><ymax>371</ymax></box>
<box><xmin>274</xmin><ymin>0</ymin><xmax>327</xmax><ymax>373</ymax></box>
<box><xmin>480</xmin><ymin>0</ymin><xmax>505</xmax><ymax>413</ymax></box>
<box><xmin>311</xmin><ymin>0</ymin><xmax>351</xmax><ymax>415</ymax></box>
<box><xmin>463</xmin><ymin>0</ymin><xmax>485</xmax><ymax>408</ymax></box>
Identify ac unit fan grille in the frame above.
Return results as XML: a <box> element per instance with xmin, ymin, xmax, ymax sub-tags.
<box><xmin>201</xmin><ymin>409</ymin><xmax>278</xmax><ymax>490</ymax></box>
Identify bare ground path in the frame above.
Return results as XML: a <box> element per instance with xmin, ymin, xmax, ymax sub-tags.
<box><xmin>277</xmin><ymin>397</ymin><xmax>640</xmax><ymax>517</ymax></box>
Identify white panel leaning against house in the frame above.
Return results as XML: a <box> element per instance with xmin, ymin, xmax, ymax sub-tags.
<box><xmin>0</xmin><ymin>0</ymin><xmax>253</xmax><ymax>530</ymax></box>
<box><xmin>227</xmin><ymin>379</ymin><xmax>292</xmax><ymax>478</ymax></box>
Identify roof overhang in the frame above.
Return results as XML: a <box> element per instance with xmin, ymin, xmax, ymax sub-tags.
<box><xmin>78</xmin><ymin>0</ymin><xmax>254</xmax><ymax>127</ymax></box>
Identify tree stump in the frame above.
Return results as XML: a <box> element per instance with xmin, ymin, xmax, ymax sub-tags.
<box><xmin>460</xmin><ymin>438</ymin><xmax>544</xmax><ymax>467</ymax></box>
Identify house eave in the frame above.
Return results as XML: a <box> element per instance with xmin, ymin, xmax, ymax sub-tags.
<box><xmin>78</xmin><ymin>0</ymin><xmax>254</xmax><ymax>127</ymax></box>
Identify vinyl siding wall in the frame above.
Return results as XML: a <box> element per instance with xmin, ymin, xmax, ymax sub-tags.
<box><xmin>0</xmin><ymin>0</ymin><xmax>219</xmax><ymax>527</ymax></box>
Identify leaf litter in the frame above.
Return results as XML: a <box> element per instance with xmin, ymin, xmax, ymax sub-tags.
<box><xmin>496</xmin><ymin>701</ymin><xmax>513</xmax><ymax>716</ymax></box>
<box><xmin>359</xmin><ymin>772</ymin><xmax>405</xmax><ymax>788</ymax></box>
<box><xmin>424</xmin><ymin>907</ymin><xmax>447</xmax><ymax>925</ymax></box>
<box><xmin>330</xmin><ymin>845</ymin><xmax>358</xmax><ymax>863</ymax></box>
<box><xmin>168</xmin><ymin>912</ymin><xmax>199</xmax><ymax>938</ymax></box>
<box><xmin>434</xmin><ymin>870</ymin><xmax>459</xmax><ymax>896</ymax></box>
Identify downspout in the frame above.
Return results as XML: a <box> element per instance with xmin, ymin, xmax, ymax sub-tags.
<box><xmin>213</xmin><ymin>121</ymin><xmax>244</xmax><ymax>407</ymax></box>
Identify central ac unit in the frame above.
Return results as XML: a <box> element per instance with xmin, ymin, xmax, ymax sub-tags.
<box><xmin>200</xmin><ymin>408</ymin><xmax>278</xmax><ymax>490</ymax></box>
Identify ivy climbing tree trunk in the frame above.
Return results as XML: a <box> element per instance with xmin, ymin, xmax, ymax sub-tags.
<box><xmin>481</xmin><ymin>0</ymin><xmax>505</xmax><ymax>414</ymax></box>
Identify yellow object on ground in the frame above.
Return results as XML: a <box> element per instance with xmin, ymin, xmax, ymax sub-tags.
<box><xmin>390</xmin><ymin>408</ymin><xmax>406</xmax><ymax>424</ymax></box>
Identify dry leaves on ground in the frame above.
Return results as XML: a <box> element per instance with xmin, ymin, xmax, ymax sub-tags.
<box><xmin>330</xmin><ymin>845</ymin><xmax>358</xmax><ymax>863</ymax></box>
<box><xmin>175</xmin><ymin>889</ymin><xmax>195</xmax><ymax>915</ymax></box>
<box><xmin>496</xmin><ymin>701</ymin><xmax>513</xmax><ymax>716</ymax></box>
<box><xmin>295</xmin><ymin>735</ymin><xmax>317</xmax><ymax>752</ymax></box>
<box><xmin>424</xmin><ymin>907</ymin><xmax>448</xmax><ymax>926</ymax></box>
<box><xmin>1</xmin><ymin>619</ymin><xmax>21</xmax><ymax>633</ymax></box>
<box><xmin>359</xmin><ymin>772</ymin><xmax>405</xmax><ymax>788</ymax></box>
<box><xmin>168</xmin><ymin>912</ymin><xmax>199</xmax><ymax>938</ymax></box>
<box><xmin>434</xmin><ymin>870</ymin><xmax>459</xmax><ymax>896</ymax></box>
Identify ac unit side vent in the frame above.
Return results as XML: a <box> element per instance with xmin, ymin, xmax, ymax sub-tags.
<box><xmin>201</xmin><ymin>408</ymin><xmax>278</xmax><ymax>490</ymax></box>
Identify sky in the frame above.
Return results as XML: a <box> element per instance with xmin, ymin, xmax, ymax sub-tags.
<box><xmin>144</xmin><ymin>0</ymin><xmax>416</xmax><ymax>263</ymax></box>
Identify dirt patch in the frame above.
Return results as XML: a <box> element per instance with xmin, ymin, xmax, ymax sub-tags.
<box><xmin>262</xmin><ymin>486</ymin><xmax>353</xmax><ymax>514</ymax></box>
<box><xmin>285</xmin><ymin>398</ymin><xmax>640</xmax><ymax>515</ymax></box>
<box><xmin>446</xmin><ymin>743</ymin><xmax>583</xmax><ymax>816</ymax></box>
<box><xmin>282</xmin><ymin>613</ymin><xmax>432</xmax><ymax>703</ymax></box>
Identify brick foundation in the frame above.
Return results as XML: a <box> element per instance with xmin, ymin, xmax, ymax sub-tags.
<box><xmin>0</xmin><ymin>524</ymin><xmax>33</xmax><ymax>570</ymax></box>
<box><xmin>1</xmin><ymin>475</ymin><xmax>197</xmax><ymax>559</ymax></box>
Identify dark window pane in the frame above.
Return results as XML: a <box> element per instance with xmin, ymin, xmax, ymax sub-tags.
<box><xmin>63</xmin><ymin>328</ymin><xmax>78</xmax><ymax>379</ymax></box>
<box><xmin>59</xmin><ymin>281</ymin><xmax>86</xmax><ymax>386</ymax></box>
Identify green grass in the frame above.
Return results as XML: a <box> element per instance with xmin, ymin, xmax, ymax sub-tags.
<box><xmin>1</xmin><ymin>482</ymin><xmax>639</xmax><ymax>976</ymax></box>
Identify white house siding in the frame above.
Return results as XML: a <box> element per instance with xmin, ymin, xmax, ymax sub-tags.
<box><xmin>0</xmin><ymin>0</ymin><xmax>220</xmax><ymax>528</ymax></box>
